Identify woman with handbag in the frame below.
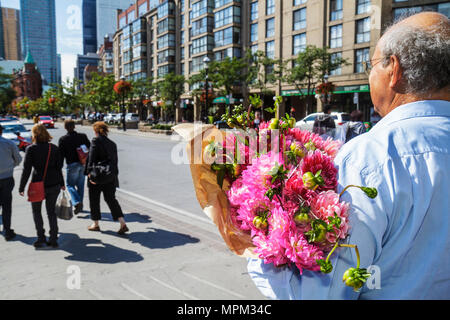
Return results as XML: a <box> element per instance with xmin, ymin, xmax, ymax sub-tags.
<box><xmin>19</xmin><ymin>124</ymin><xmax>65</xmax><ymax>248</ymax></box>
<box><xmin>85</xmin><ymin>122</ymin><xmax>129</xmax><ymax>234</ymax></box>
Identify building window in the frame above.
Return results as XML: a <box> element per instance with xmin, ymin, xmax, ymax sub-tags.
<box><xmin>250</xmin><ymin>44</ymin><xmax>258</xmax><ymax>54</ymax></box>
<box><xmin>250</xmin><ymin>23</ymin><xmax>258</xmax><ymax>42</ymax></box>
<box><xmin>157</xmin><ymin>49</ymin><xmax>175</xmax><ymax>64</ymax></box>
<box><xmin>158</xmin><ymin>1</ymin><xmax>175</xmax><ymax>18</ymax></box>
<box><xmin>266</xmin><ymin>0</ymin><xmax>275</xmax><ymax>15</ymax></box>
<box><xmin>215</xmin><ymin>6</ymin><xmax>241</xmax><ymax>28</ymax></box>
<box><xmin>127</xmin><ymin>10</ymin><xmax>135</xmax><ymax>22</ymax></box>
<box><xmin>330</xmin><ymin>0</ymin><xmax>343</xmax><ymax>21</ymax></box>
<box><xmin>329</xmin><ymin>24</ymin><xmax>342</xmax><ymax>48</ymax></box>
<box><xmin>181</xmin><ymin>30</ymin><xmax>185</xmax><ymax>45</ymax></box>
<box><xmin>180</xmin><ymin>14</ymin><xmax>185</xmax><ymax>27</ymax></box>
<box><xmin>157</xmin><ymin>17</ymin><xmax>175</xmax><ymax>35</ymax></box>
<box><xmin>189</xmin><ymin>55</ymin><xmax>209</xmax><ymax>72</ymax></box>
<box><xmin>157</xmin><ymin>33</ymin><xmax>176</xmax><ymax>49</ymax></box>
<box><xmin>356</xmin><ymin>17</ymin><xmax>371</xmax><ymax>43</ymax></box>
<box><xmin>190</xmin><ymin>0</ymin><xmax>214</xmax><ymax>21</ymax></box>
<box><xmin>180</xmin><ymin>62</ymin><xmax>185</xmax><ymax>75</ymax></box>
<box><xmin>181</xmin><ymin>46</ymin><xmax>185</xmax><ymax>60</ymax></box>
<box><xmin>265</xmin><ymin>40</ymin><xmax>275</xmax><ymax>59</ymax></box>
<box><xmin>293</xmin><ymin>0</ymin><xmax>307</xmax><ymax>6</ymax></box>
<box><xmin>214</xmin><ymin>26</ymin><xmax>240</xmax><ymax>47</ymax></box>
<box><xmin>250</xmin><ymin>2</ymin><xmax>258</xmax><ymax>21</ymax></box>
<box><xmin>356</xmin><ymin>0</ymin><xmax>371</xmax><ymax>15</ymax></box>
<box><xmin>293</xmin><ymin>33</ymin><xmax>306</xmax><ymax>55</ymax></box>
<box><xmin>190</xmin><ymin>16</ymin><xmax>214</xmax><ymax>38</ymax></box>
<box><xmin>330</xmin><ymin>52</ymin><xmax>342</xmax><ymax>75</ymax></box>
<box><xmin>293</xmin><ymin>8</ymin><xmax>306</xmax><ymax>30</ymax></box>
<box><xmin>393</xmin><ymin>4</ymin><xmax>450</xmax><ymax>20</ymax></box>
<box><xmin>119</xmin><ymin>16</ymin><xmax>127</xmax><ymax>28</ymax></box>
<box><xmin>139</xmin><ymin>2</ymin><xmax>148</xmax><ymax>17</ymax></box>
<box><xmin>266</xmin><ymin>18</ymin><xmax>275</xmax><ymax>38</ymax></box>
<box><xmin>133</xmin><ymin>45</ymin><xmax>147</xmax><ymax>59</ymax></box>
<box><xmin>215</xmin><ymin>0</ymin><xmax>240</xmax><ymax>9</ymax></box>
<box><xmin>158</xmin><ymin>64</ymin><xmax>175</xmax><ymax>77</ymax></box>
<box><xmin>215</xmin><ymin>47</ymin><xmax>241</xmax><ymax>61</ymax></box>
<box><xmin>180</xmin><ymin>0</ymin><xmax>185</xmax><ymax>12</ymax></box>
<box><xmin>192</xmin><ymin>35</ymin><xmax>214</xmax><ymax>55</ymax></box>
<box><xmin>355</xmin><ymin>48</ymin><xmax>370</xmax><ymax>73</ymax></box>
<box><xmin>133</xmin><ymin>32</ymin><xmax>146</xmax><ymax>45</ymax></box>
<box><xmin>132</xmin><ymin>19</ymin><xmax>145</xmax><ymax>33</ymax></box>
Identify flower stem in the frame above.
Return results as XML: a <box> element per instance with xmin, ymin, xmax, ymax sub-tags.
<box><xmin>339</xmin><ymin>185</ymin><xmax>359</xmax><ymax>199</ymax></box>
<box><xmin>325</xmin><ymin>241</ymin><xmax>340</xmax><ymax>263</ymax></box>
<box><xmin>339</xmin><ymin>244</ymin><xmax>361</xmax><ymax>269</ymax></box>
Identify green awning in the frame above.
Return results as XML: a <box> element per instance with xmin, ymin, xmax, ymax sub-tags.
<box><xmin>213</xmin><ymin>96</ymin><xmax>229</xmax><ymax>104</ymax></box>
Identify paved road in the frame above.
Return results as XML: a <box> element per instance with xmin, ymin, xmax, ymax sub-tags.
<box><xmin>0</xmin><ymin>122</ymin><xmax>265</xmax><ymax>300</ymax></box>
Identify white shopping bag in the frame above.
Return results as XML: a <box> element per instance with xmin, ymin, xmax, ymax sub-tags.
<box><xmin>55</xmin><ymin>190</ymin><xmax>73</xmax><ymax>220</ymax></box>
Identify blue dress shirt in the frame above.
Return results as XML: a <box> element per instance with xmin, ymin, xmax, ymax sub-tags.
<box><xmin>247</xmin><ymin>100</ymin><xmax>450</xmax><ymax>299</ymax></box>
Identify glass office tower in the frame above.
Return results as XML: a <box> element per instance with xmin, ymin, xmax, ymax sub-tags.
<box><xmin>83</xmin><ymin>0</ymin><xmax>97</xmax><ymax>54</ymax></box>
<box><xmin>20</xmin><ymin>0</ymin><xmax>57</xmax><ymax>84</ymax></box>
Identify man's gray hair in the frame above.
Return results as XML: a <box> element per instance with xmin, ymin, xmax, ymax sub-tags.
<box><xmin>380</xmin><ymin>14</ymin><xmax>450</xmax><ymax>95</ymax></box>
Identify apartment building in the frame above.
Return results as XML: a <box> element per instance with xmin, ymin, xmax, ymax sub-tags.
<box><xmin>113</xmin><ymin>0</ymin><xmax>450</xmax><ymax>121</ymax></box>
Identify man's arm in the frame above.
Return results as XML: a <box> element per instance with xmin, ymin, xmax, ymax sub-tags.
<box><xmin>10</xmin><ymin>141</ymin><xmax>22</xmax><ymax>167</ymax></box>
<box><xmin>19</xmin><ymin>146</ymin><xmax>33</xmax><ymax>193</ymax></box>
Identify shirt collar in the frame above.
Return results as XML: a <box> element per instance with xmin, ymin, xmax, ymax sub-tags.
<box><xmin>375</xmin><ymin>100</ymin><xmax>450</xmax><ymax>129</ymax></box>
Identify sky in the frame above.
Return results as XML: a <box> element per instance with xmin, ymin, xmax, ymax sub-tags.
<box><xmin>1</xmin><ymin>0</ymin><xmax>83</xmax><ymax>84</ymax></box>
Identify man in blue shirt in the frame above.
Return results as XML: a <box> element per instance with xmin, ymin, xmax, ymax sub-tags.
<box><xmin>0</xmin><ymin>125</ymin><xmax>22</xmax><ymax>241</ymax></box>
<box><xmin>247</xmin><ymin>12</ymin><xmax>450</xmax><ymax>299</ymax></box>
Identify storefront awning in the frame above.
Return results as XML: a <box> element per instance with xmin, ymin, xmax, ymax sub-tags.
<box><xmin>213</xmin><ymin>96</ymin><xmax>230</xmax><ymax>104</ymax></box>
<box><xmin>281</xmin><ymin>85</ymin><xmax>370</xmax><ymax>96</ymax></box>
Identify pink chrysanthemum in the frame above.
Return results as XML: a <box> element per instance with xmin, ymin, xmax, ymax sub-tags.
<box><xmin>309</xmin><ymin>190</ymin><xmax>350</xmax><ymax>244</ymax></box>
<box><xmin>301</xmin><ymin>150</ymin><xmax>338</xmax><ymax>191</ymax></box>
<box><xmin>284</xmin><ymin>230</ymin><xmax>324</xmax><ymax>273</ymax></box>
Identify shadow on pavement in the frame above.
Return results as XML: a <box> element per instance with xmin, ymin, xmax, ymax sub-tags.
<box><xmin>103</xmin><ymin>227</ymin><xmax>200</xmax><ymax>250</ymax></box>
<box><xmin>75</xmin><ymin>212</ymin><xmax>153</xmax><ymax>224</ymax></box>
<box><xmin>58</xmin><ymin>233</ymin><xmax>144</xmax><ymax>264</ymax></box>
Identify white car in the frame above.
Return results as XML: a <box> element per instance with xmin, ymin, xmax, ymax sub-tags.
<box><xmin>0</xmin><ymin>121</ymin><xmax>32</xmax><ymax>146</ymax></box>
<box><xmin>295</xmin><ymin>112</ymin><xmax>350</xmax><ymax>131</ymax></box>
<box><xmin>104</xmin><ymin>113</ymin><xmax>116</xmax><ymax>123</ymax></box>
<box><xmin>125</xmin><ymin>113</ymin><xmax>139</xmax><ymax>123</ymax></box>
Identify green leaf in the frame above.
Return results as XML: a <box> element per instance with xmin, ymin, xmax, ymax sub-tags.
<box><xmin>217</xmin><ymin>169</ymin><xmax>226</xmax><ymax>189</ymax></box>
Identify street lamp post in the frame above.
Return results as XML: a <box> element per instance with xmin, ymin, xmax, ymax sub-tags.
<box><xmin>203</xmin><ymin>56</ymin><xmax>210</xmax><ymax>123</ymax></box>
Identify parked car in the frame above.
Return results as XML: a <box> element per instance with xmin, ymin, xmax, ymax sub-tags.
<box><xmin>38</xmin><ymin>115</ymin><xmax>55</xmax><ymax>128</ymax></box>
<box><xmin>125</xmin><ymin>113</ymin><xmax>139</xmax><ymax>123</ymax></box>
<box><xmin>295</xmin><ymin>112</ymin><xmax>350</xmax><ymax>131</ymax></box>
<box><xmin>0</xmin><ymin>121</ymin><xmax>32</xmax><ymax>147</ymax></box>
<box><xmin>104</xmin><ymin>113</ymin><xmax>115</xmax><ymax>124</ymax></box>
<box><xmin>113</xmin><ymin>113</ymin><xmax>123</xmax><ymax>123</ymax></box>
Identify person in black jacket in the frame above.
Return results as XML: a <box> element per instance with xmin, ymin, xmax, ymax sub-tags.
<box><xmin>85</xmin><ymin>122</ymin><xmax>129</xmax><ymax>234</ymax></box>
<box><xmin>58</xmin><ymin>120</ymin><xmax>90</xmax><ymax>214</ymax></box>
<box><xmin>19</xmin><ymin>124</ymin><xmax>64</xmax><ymax>248</ymax></box>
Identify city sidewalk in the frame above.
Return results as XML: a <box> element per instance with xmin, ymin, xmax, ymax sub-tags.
<box><xmin>0</xmin><ymin>168</ymin><xmax>264</xmax><ymax>300</ymax></box>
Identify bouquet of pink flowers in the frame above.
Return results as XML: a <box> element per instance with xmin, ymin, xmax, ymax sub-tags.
<box><xmin>175</xmin><ymin>97</ymin><xmax>377</xmax><ymax>291</ymax></box>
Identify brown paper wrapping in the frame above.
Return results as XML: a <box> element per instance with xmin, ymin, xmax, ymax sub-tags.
<box><xmin>174</xmin><ymin>123</ymin><xmax>258</xmax><ymax>258</ymax></box>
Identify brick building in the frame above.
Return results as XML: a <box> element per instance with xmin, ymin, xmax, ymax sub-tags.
<box><xmin>12</xmin><ymin>52</ymin><xmax>43</xmax><ymax>101</ymax></box>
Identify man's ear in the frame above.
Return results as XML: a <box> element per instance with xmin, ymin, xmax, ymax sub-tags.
<box><xmin>388</xmin><ymin>55</ymin><xmax>403</xmax><ymax>90</ymax></box>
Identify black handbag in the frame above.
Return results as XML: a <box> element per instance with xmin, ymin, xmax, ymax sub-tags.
<box><xmin>89</xmin><ymin>139</ymin><xmax>115</xmax><ymax>185</ymax></box>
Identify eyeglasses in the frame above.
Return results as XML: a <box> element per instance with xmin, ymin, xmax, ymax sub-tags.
<box><xmin>364</xmin><ymin>57</ymin><xmax>384</xmax><ymax>76</ymax></box>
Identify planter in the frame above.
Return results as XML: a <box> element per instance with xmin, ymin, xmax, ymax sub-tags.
<box><xmin>138</xmin><ymin>123</ymin><xmax>173</xmax><ymax>135</ymax></box>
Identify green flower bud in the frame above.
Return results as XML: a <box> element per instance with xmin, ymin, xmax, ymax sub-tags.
<box><xmin>294</xmin><ymin>212</ymin><xmax>310</xmax><ymax>225</ymax></box>
<box><xmin>269</xmin><ymin>118</ymin><xmax>279</xmax><ymax>130</ymax></box>
<box><xmin>304</xmin><ymin>140</ymin><xmax>316</xmax><ymax>151</ymax></box>
<box><xmin>317</xmin><ymin>259</ymin><xmax>333</xmax><ymax>274</ymax></box>
<box><xmin>361</xmin><ymin>187</ymin><xmax>378</xmax><ymax>199</ymax></box>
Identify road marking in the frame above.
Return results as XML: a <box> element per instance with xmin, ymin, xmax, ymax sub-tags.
<box><xmin>180</xmin><ymin>271</ymin><xmax>246</xmax><ymax>299</ymax></box>
<box><xmin>120</xmin><ymin>283</ymin><xmax>151</xmax><ymax>300</ymax></box>
<box><xmin>116</xmin><ymin>188</ymin><xmax>213</xmax><ymax>225</ymax></box>
<box><xmin>149</xmin><ymin>275</ymin><xmax>199</xmax><ymax>300</ymax></box>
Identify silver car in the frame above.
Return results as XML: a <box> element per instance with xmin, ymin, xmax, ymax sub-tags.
<box><xmin>0</xmin><ymin>122</ymin><xmax>32</xmax><ymax>146</ymax></box>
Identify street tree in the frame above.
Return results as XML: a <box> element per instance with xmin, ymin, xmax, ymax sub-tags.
<box><xmin>156</xmin><ymin>73</ymin><xmax>185</xmax><ymax>122</ymax></box>
<box><xmin>0</xmin><ymin>67</ymin><xmax>16</xmax><ymax>115</ymax></box>
<box><xmin>83</xmin><ymin>73</ymin><xmax>118</xmax><ymax>113</ymax></box>
<box><xmin>285</xmin><ymin>46</ymin><xmax>348</xmax><ymax>114</ymax></box>
<box><xmin>131</xmin><ymin>77</ymin><xmax>154</xmax><ymax>120</ymax></box>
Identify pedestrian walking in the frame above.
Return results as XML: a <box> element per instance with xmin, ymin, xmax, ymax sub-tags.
<box><xmin>58</xmin><ymin>120</ymin><xmax>90</xmax><ymax>214</ymax></box>
<box><xmin>0</xmin><ymin>125</ymin><xmax>22</xmax><ymax>241</ymax></box>
<box><xmin>85</xmin><ymin>121</ymin><xmax>129</xmax><ymax>235</ymax></box>
<box><xmin>19</xmin><ymin>124</ymin><xmax>65</xmax><ymax>248</ymax></box>
<box><xmin>343</xmin><ymin>110</ymin><xmax>367</xmax><ymax>143</ymax></box>
<box><xmin>312</xmin><ymin>104</ymin><xmax>336</xmax><ymax>137</ymax></box>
